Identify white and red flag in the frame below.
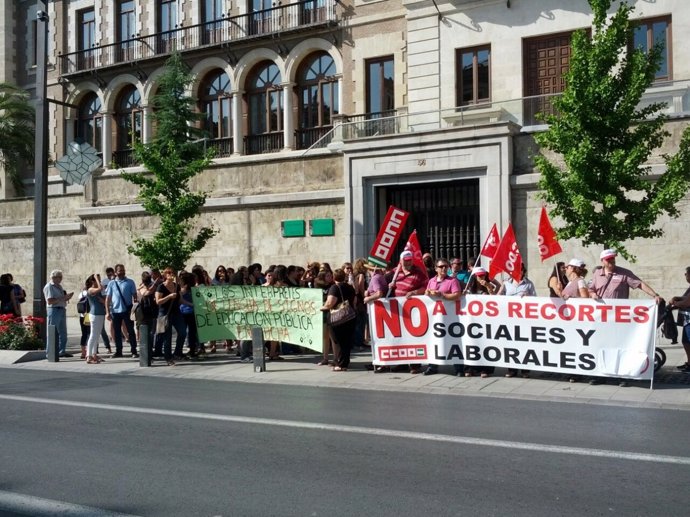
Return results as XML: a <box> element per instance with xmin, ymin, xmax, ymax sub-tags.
<box><xmin>480</xmin><ymin>223</ymin><xmax>500</xmax><ymax>258</ymax></box>
<box><xmin>537</xmin><ymin>206</ymin><xmax>562</xmax><ymax>262</ymax></box>
<box><xmin>368</xmin><ymin>205</ymin><xmax>409</xmax><ymax>267</ymax></box>
<box><xmin>489</xmin><ymin>223</ymin><xmax>523</xmax><ymax>282</ymax></box>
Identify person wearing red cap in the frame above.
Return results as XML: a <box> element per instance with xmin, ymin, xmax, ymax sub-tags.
<box><xmin>389</xmin><ymin>250</ymin><xmax>427</xmax><ymax>374</ymax></box>
<box><xmin>588</xmin><ymin>249</ymin><xmax>661</xmax><ymax>386</ymax></box>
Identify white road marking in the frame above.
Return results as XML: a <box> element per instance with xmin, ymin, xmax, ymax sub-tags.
<box><xmin>2</xmin><ymin>394</ymin><xmax>689</xmax><ymax>466</ymax></box>
<box><xmin>0</xmin><ymin>489</ymin><xmax>140</xmax><ymax>516</ymax></box>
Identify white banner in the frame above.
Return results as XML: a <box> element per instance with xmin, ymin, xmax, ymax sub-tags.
<box><xmin>368</xmin><ymin>295</ymin><xmax>657</xmax><ymax>380</ymax></box>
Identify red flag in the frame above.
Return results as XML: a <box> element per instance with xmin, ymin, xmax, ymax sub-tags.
<box><xmin>480</xmin><ymin>223</ymin><xmax>500</xmax><ymax>258</ymax></box>
<box><xmin>489</xmin><ymin>224</ymin><xmax>523</xmax><ymax>282</ymax></box>
<box><xmin>400</xmin><ymin>230</ymin><xmax>429</xmax><ymax>282</ymax></box>
<box><xmin>537</xmin><ymin>207</ymin><xmax>562</xmax><ymax>261</ymax></box>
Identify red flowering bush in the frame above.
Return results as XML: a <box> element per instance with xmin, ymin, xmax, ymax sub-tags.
<box><xmin>0</xmin><ymin>314</ymin><xmax>45</xmax><ymax>350</ymax></box>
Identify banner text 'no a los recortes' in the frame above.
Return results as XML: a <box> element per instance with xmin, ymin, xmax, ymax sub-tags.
<box><xmin>369</xmin><ymin>295</ymin><xmax>656</xmax><ymax>380</ymax></box>
<box><xmin>192</xmin><ymin>285</ymin><xmax>324</xmax><ymax>352</ymax></box>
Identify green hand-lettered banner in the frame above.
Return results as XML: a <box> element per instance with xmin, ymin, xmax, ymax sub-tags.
<box><xmin>192</xmin><ymin>285</ymin><xmax>324</xmax><ymax>352</ymax></box>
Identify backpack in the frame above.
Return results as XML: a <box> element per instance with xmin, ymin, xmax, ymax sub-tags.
<box><xmin>13</xmin><ymin>284</ymin><xmax>26</xmax><ymax>304</ymax></box>
<box><xmin>140</xmin><ymin>291</ymin><xmax>157</xmax><ymax>319</ymax></box>
<box><xmin>76</xmin><ymin>295</ymin><xmax>90</xmax><ymax>314</ymax></box>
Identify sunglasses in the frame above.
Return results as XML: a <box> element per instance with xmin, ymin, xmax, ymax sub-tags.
<box><xmin>436</xmin><ymin>264</ymin><xmax>448</xmax><ymax>268</ymax></box>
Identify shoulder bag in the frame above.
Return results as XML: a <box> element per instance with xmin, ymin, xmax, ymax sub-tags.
<box><xmin>329</xmin><ymin>284</ymin><xmax>356</xmax><ymax>327</ymax></box>
<box><xmin>113</xmin><ymin>280</ymin><xmax>134</xmax><ymax>319</ymax></box>
<box><xmin>156</xmin><ymin>288</ymin><xmax>174</xmax><ymax>334</ymax></box>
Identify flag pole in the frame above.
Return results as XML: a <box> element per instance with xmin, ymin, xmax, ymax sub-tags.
<box><xmin>462</xmin><ymin>255</ymin><xmax>483</xmax><ymax>294</ymax></box>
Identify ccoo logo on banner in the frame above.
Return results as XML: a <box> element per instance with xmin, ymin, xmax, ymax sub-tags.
<box><xmin>368</xmin><ymin>295</ymin><xmax>657</xmax><ymax>380</ymax></box>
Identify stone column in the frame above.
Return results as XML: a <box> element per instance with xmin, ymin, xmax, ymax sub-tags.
<box><xmin>142</xmin><ymin>106</ymin><xmax>153</xmax><ymax>143</ymax></box>
<box><xmin>232</xmin><ymin>90</ymin><xmax>243</xmax><ymax>155</ymax></box>
<box><xmin>102</xmin><ymin>112</ymin><xmax>113</xmax><ymax>168</ymax></box>
<box><xmin>282</xmin><ymin>82</ymin><xmax>294</xmax><ymax>151</ymax></box>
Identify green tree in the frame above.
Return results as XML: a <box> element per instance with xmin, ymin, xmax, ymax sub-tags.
<box><xmin>0</xmin><ymin>83</ymin><xmax>35</xmax><ymax>195</ymax></box>
<box><xmin>122</xmin><ymin>53</ymin><xmax>216</xmax><ymax>270</ymax></box>
<box><xmin>534</xmin><ymin>0</ymin><xmax>690</xmax><ymax>260</ymax></box>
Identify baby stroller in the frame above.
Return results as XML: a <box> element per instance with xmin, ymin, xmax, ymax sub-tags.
<box><xmin>654</xmin><ymin>302</ymin><xmax>677</xmax><ymax>372</ymax></box>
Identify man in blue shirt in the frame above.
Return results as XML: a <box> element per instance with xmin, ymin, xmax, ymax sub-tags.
<box><xmin>105</xmin><ymin>264</ymin><xmax>139</xmax><ymax>358</ymax></box>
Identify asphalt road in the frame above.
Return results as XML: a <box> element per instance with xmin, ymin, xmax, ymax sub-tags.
<box><xmin>0</xmin><ymin>369</ymin><xmax>688</xmax><ymax>517</ymax></box>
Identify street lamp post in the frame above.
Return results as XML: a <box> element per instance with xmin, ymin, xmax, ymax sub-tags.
<box><xmin>32</xmin><ymin>2</ymin><xmax>49</xmax><ymax>332</ymax></box>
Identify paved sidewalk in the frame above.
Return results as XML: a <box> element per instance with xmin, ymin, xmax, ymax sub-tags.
<box><xmin>2</xmin><ymin>318</ymin><xmax>689</xmax><ymax>410</ymax></box>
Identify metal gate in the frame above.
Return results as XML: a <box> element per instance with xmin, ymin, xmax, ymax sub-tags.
<box><xmin>382</xmin><ymin>179</ymin><xmax>480</xmax><ymax>263</ymax></box>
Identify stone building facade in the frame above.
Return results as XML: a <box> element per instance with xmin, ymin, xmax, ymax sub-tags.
<box><xmin>0</xmin><ymin>0</ymin><xmax>688</xmax><ymax>308</ymax></box>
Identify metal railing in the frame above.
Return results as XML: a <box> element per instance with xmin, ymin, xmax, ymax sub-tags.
<box><xmin>100</xmin><ymin>80</ymin><xmax>690</xmax><ymax>164</ymax></box>
<box><xmin>111</xmin><ymin>149</ymin><xmax>139</xmax><ymax>168</ymax></box>
<box><xmin>243</xmin><ymin>132</ymin><xmax>284</xmax><ymax>155</ymax></box>
<box><xmin>295</xmin><ymin>126</ymin><xmax>333</xmax><ymax>150</ymax></box>
<box><xmin>206</xmin><ymin>137</ymin><xmax>234</xmax><ymax>158</ymax></box>
<box><xmin>59</xmin><ymin>0</ymin><xmax>337</xmax><ymax>76</ymax></box>
<box><xmin>297</xmin><ymin>80</ymin><xmax>690</xmax><ymax>157</ymax></box>
<box><xmin>342</xmin><ymin>110</ymin><xmax>399</xmax><ymax>138</ymax></box>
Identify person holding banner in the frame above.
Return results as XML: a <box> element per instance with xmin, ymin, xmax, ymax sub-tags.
<box><xmin>464</xmin><ymin>267</ymin><xmax>499</xmax><ymax>378</ymax></box>
<box><xmin>560</xmin><ymin>258</ymin><xmax>589</xmax><ymax>383</ymax></box>
<box><xmin>423</xmin><ymin>258</ymin><xmax>461</xmax><ymax>376</ymax></box>
<box><xmin>466</xmin><ymin>267</ymin><xmax>501</xmax><ymax>296</ymax></box>
<box><xmin>588</xmin><ymin>249</ymin><xmax>661</xmax><ymax>386</ymax></box>
<box><xmin>561</xmin><ymin>259</ymin><xmax>589</xmax><ymax>300</ymax></box>
<box><xmin>321</xmin><ymin>269</ymin><xmax>357</xmax><ymax>371</ymax></box>
<box><xmin>390</xmin><ymin>250</ymin><xmax>427</xmax><ymax>374</ymax></box>
<box><xmin>548</xmin><ymin>262</ymin><xmax>568</xmax><ymax>298</ymax></box>
<box><xmin>498</xmin><ymin>263</ymin><xmax>536</xmax><ymax>378</ymax></box>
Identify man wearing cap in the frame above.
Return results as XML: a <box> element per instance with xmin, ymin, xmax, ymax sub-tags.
<box><xmin>589</xmin><ymin>249</ymin><xmax>660</xmax><ymax>302</ymax></box>
<box><xmin>43</xmin><ymin>270</ymin><xmax>74</xmax><ymax>357</ymax></box>
<box><xmin>588</xmin><ymin>249</ymin><xmax>661</xmax><ymax>386</ymax></box>
<box><xmin>390</xmin><ymin>251</ymin><xmax>427</xmax><ymax>299</ymax></box>
<box><xmin>389</xmin><ymin>250</ymin><xmax>427</xmax><ymax>374</ymax></box>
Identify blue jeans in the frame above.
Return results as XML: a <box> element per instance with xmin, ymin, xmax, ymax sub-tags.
<box><xmin>154</xmin><ymin>312</ymin><xmax>187</xmax><ymax>359</ymax></box>
<box><xmin>112</xmin><ymin>311</ymin><xmax>137</xmax><ymax>354</ymax></box>
<box><xmin>154</xmin><ymin>318</ymin><xmax>173</xmax><ymax>360</ymax></box>
<box><xmin>172</xmin><ymin>312</ymin><xmax>188</xmax><ymax>356</ymax></box>
<box><xmin>47</xmin><ymin>306</ymin><xmax>68</xmax><ymax>355</ymax></box>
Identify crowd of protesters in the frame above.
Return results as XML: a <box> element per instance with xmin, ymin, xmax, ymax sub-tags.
<box><xmin>4</xmin><ymin>247</ymin><xmax>689</xmax><ymax>383</ymax></box>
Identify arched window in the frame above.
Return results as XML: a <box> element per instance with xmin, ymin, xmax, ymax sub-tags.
<box><xmin>245</xmin><ymin>61</ymin><xmax>283</xmax><ymax>154</ymax></box>
<box><xmin>296</xmin><ymin>52</ymin><xmax>338</xmax><ymax>149</ymax></box>
<box><xmin>75</xmin><ymin>92</ymin><xmax>102</xmax><ymax>157</ymax></box>
<box><xmin>200</xmin><ymin>70</ymin><xmax>233</xmax><ymax>157</ymax></box>
<box><xmin>114</xmin><ymin>85</ymin><xmax>142</xmax><ymax>167</ymax></box>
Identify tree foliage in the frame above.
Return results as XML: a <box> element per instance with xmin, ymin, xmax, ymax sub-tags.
<box><xmin>122</xmin><ymin>53</ymin><xmax>216</xmax><ymax>270</ymax></box>
<box><xmin>535</xmin><ymin>0</ymin><xmax>690</xmax><ymax>260</ymax></box>
<box><xmin>0</xmin><ymin>83</ymin><xmax>35</xmax><ymax>195</ymax></box>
